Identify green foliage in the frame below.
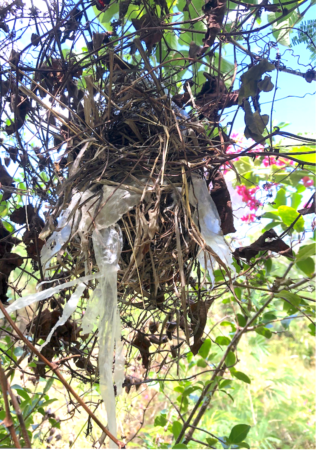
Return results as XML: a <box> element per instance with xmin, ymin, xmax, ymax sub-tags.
<box><xmin>292</xmin><ymin>20</ymin><xmax>316</xmax><ymax>60</ymax></box>
<box><xmin>228</xmin><ymin>424</ymin><xmax>251</xmax><ymax>444</ymax></box>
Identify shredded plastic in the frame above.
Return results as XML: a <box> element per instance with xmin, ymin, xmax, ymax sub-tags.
<box><xmin>39</xmin><ymin>283</ymin><xmax>86</xmax><ymax>351</ymax></box>
<box><xmin>0</xmin><ymin>273</ymin><xmax>100</xmax><ymax>320</ymax></box>
<box><xmin>3</xmin><ymin>176</ymin><xmax>233</xmax><ymax>446</ymax></box>
<box><xmin>92</xmin><ymin>225</ymin><xmax>123</xmax><ymax>449</ymax></box>
<box><xmin>81</xmin><ymin>287</ymin><xmax>101</xmax><ymax>335</ymax></box>
<box><xmin>41</xmin><ymin>185</ymin><xmax>141</xmax><ymax>271</ymax></box>
<box><xmin>189</xmin><ymin>176</ymin><xmax>234</xmax><ymax>284</ymax></box>
<box><xmin>41</xmin><ymin>192</ymin><xmax>82</xmax><ymax>269</ymax></box>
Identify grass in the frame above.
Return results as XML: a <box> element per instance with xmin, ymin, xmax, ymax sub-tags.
<box><xmin>186</xmin><ymin>320</ymin><xmax>316</xmax><ymax>449</ymax></box>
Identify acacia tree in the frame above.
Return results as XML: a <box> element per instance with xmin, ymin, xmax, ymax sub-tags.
<box><xmin>0</xmin><ymin>0</ymin><xmax>315</xmax><ymax>448</ymax></box>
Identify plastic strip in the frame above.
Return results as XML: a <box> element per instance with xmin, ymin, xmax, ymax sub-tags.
<box><xmin>189</xmin><ymin>176</ymin><xmax>234</xmax><ymax>283</ymax></box>
<box><xmin>39</xmin><ymin>283</ymin><xmax>86</xmax><ymax>350</ymax></box>
<box><xmin>0</xmin><ymin>273</ymin><xmax>100</xmax><ymax>320</ymax></box>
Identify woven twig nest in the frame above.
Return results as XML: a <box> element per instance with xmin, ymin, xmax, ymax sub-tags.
<box><xmin>41</xmin><ymin>59</ymin><xmax>225</xmax><ymax>310</ymax></box>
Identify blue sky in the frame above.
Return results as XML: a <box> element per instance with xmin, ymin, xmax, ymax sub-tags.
<box><xmin>223</xmin><ymin>5</ymin><xmax>316</xmax><ymax>136</ymax></box>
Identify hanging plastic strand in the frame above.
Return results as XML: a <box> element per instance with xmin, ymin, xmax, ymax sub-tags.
<box><xmin>92</xmin><ymin>225</ymin><xmax>123</xmax><ymax>449</ymax></box>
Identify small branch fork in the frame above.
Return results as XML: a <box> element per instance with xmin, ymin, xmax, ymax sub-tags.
<box><xmin>0</xmin><ymin>302</ymin><xmax>126</xmax><ymax>449</ymax></box>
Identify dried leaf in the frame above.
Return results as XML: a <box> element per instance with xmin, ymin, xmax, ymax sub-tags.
<box><xmin>0</xmin><ymin>252</ymin><xmax>23</xmax><ymax>303</ymax></box>
<box><xmin>190</xmin><ymin>302</ymin><xmax>210</xmax><ymax>355</ymax></box>
<box><xmin>132</xmin><ymin>14</ymin><xmax>163</xmax><ymax>51</ymax></box>
<box><xmin>203</xmin><ymin>0</ymin><xmax>226</xmax><ymax>48</ymax></box>
<box><xmin>119</xmin><ymin>0</ymin><xmax>131</xmax><ymax>19</ymax></box>
<box><xmin>189</xmin><ymin>41</ymin><xmax>204</xmax><ymax>59</ymax></box>
<box><xmin>233</xmin><ymin>229</ymin><xmax>293</xmax><ymax>262</ymax></box>
<box><xmin>10</xmin><ymin>204</ymin><xmax>36</xmax><ymax>225</ymax></box>
<box><xmin>258</xmin><ymin>75</ymin><xmax>274</xmax><ymax>92</ymax></box>
<box><xmin>211</xmin><ymin>171</ymin><xmax>236</xmax><ymax>235</ymax></box>
<box><xmin>131</xmin><ymin>332</ymin><xmax>151</xmax><ymax>368</ymax></box>
<box><xmin>238</xmin><ymin>59</ymin><xmax>275</xmax><ymax>104</ymax></box>
<box><xmin>149</xmin><ymin>334</ymin><xmax>168</xmax><ymax>345</ymax></box>
<box><xmin>149</xmin><ymin>321</ymin><xmax>159</xmax><ymax>333</ymax></box>
<box><xmin>8</xmin><ymin>147</ymin><xmax>18</xmax><ymax>163</ymax></box>
<box><xmin>244</xmin><ymin>99</ymin><xmax>269</xmax><ymax>143</ymax></box>
<box><xmin>31</xmin><ymin>33</ymin><xmax>40</xmax><ymax>46</ymax></box>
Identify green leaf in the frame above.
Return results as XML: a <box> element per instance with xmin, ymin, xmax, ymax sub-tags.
<box><xmin>155</xmin><ymin>414</ymin><xmax>168</xmax><ymax>427</ymax></box>
<box><xmin>197</xmin><ymin>359</ymin><xmax>208</xmax><ymax>368</ymax></box>
<box><xmin>275</xmin><ymin>290</ymin><xmax>301</xmax><ymax>307</ymax></box>
<box><xmin>43</xmin><ymin>377</ymin><xmax>54</xmax><ymax>394</ymax></box>
<box><xmin>262</xmin><ymin>211</ymin><xmax>281</xmax><ymax>218</ymax></box>
<box><xmin>291</xmin><ymin>192</ymin><xmax>303</xmax><ymax>210</ymax></box>
<box><xmin>172</xmin><ymin>445</ymin><xmax>187</xmax><ymax>449</ymax></box>
<box><xmin>262</xmin><ymin>312</ymin><xmax>277</xmax><ymax>323</ymax></box>
<box><xmin>271</xmin><ymin>11</ymin><xmax>301</xmax><ymax>47</ymax></box>
<box><xmin>229</xmin><ymin>424</ymin><xmax>251</xmax><ymax>444</ymax></box>
<box><xmin>16</xmin><ymin>389</ymin><xmax>30</xmax><ymax>401</ymax></box>
<box><xmin>274</xmin><ymin>188</ymin><xmax>287</xmax><ymax>208</ymax></box>
<box><xmin>232</xmin><ymin>371</ymin><xmax>251</xmax><ymax>384</ymax></box>
<box><xmin>308</xmin><ymin>323</ymin><xmax>316</xmax><ymax>336</ymax></box>
<box><xmin>296</xmin><ymin>243</ymin><xmax>316</xmax><ymax>261</ymax></box>
<box><xmin>236</xmin><ymin>314</ymin><xmax>247</xmax><ymax>327</ymax></box>
<box><xmin>198</xmin><ymin>338</ymin><xmax>212</xmax><ymax>359</ymax></box>
<box><xmin>174</xmin><ymin>386</ymin><xmax>184</xmax><ymax>393</ymax></box>
<box><xmin>39</xmin><ymin>398</ymin><xmax>57</xmax><ymax>408</ymax></box>
<box><xmin>289</xmin><ymin>146</ymin><xmax>316</xmax><ymax>171</ymax></box>
<box><xmin>262</xmin><ymin>220</ymin><xmax>283</xmax><ymax>232</ymax></box>
<box><xmin>206</xmin><ymin>437</ymin><xmax>218</xmax><ymax>446</ymax></box>
<box><xmin>212</xmin><ymin>52</ymin><xmax>235</xmax><ymax>75</ymax></box>
<box><xmin>186</xmin><ymin>352</ymin><xmax>193</xmax><ymax>363</ymax></box>
<box><xmin>278</xmin><ymin>205</ymin><xmax>305</xmax><ymax>232</ymax></box>
<box><xmin>296</xmin><ymin>257</ymin><xmax>315</xmax><ymax>276</ymax></box>
<box><xmin>219</xmin><ymin>379</ymin><xmax>233</xmax><ymax>389</ymax></box>
<box><xmin>94</xmin><ymin>3</ymin><xmax>119</xmax><ymax>26</ymax></box>
<box><xmin>239</xmin><ymin>441</ymin><xmax>251</xmax><ymax>448</ymax></box>
<box><xmin>215</xmin><ymin>336</ymin><xmax>231</xmax><ymax>346</ymax></box>
<box><xmin>225</xmin><ymin>351</ymin><xmax>236</xmax><ymax>367</ymax></box>
<box><xmin>255</xmin><ymin>326</ymin><xmax>272</xmax><ymax>339</ymax></box>
<box><xmin>183</xmin><ymin>386</ymin><xmax>202</xmax><ymax>396</ymax></box>
<box><xmin>172</xmin><ymin>421</ymin><xmax>182</xmax><ymax>440</ymax></box>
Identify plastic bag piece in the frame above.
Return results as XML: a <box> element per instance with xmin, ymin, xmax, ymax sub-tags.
<box><xmin>93</xmin><ymin>185</ymin><xmax>141</xmax><ymax>230</ymax></box>
<box><xmin>41</xmin><ymin>184</ymin><xmax>141</xmax><ymax>271</ymax></box>
<box><xmin>41</xmin><ymin>192</ymin><xmax>82</xmax><ymax>269</ymax></box>
<box><xmin>81</xmin><ymin>286</ymin><xmax>101</xmax><ymax>335</ymax></box>
<box><xmin>189</xmin><ymin>175</ymin><xmax>234</xmax><ymax>283</ymax></box>
<box><xmin>0</xmin><ymin>273</ymin><xmax>100</xmax><ymax>320</ymax></box>
<box><xmin>92</xmin><ymin>225</ymin><xmax>122</xmax><ymax>449</ymax></box>
<box><xmin>113</xmin><ymin>310</ymin><xmax>125</xmax><ymax>396</ymax></box>
<box><xmin>39</xmin><ymin>283</ymin><xmax>86</xmax><ymax>351</ymax></box>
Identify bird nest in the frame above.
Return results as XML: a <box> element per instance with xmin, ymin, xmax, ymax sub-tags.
<box><xmin>42</xmin><ymin>54</ymin><xmax>225</xmax><ymax>312</ymax></box>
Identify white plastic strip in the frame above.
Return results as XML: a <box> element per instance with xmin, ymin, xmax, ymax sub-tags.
<box><xmin>81</xmin><ymin>287</ymin><xmax>101</xmax><ymax>335</ymax></box>
<box><xmin>92</xmin><ymin>226</ymin><xmax>122</xmax><ymax>449</ymax></box>
<box><xmin>39</xmin><ymin>283</ymin><xmax>86</xmax><ymax>350</ymax></box>
<box><xmin>189</xmin><ymin>176</ymin><xmax>235</xmax><ymax>282</ymax></box>
<box><xmin>0</xmin><ymin>273</ymin><xmax>100</xmax><ymax>320</ymax></box>
<box><xmin>113</xmin><ymin>310</ymin><xmax>125</xmax><ymax>397</ymax></box>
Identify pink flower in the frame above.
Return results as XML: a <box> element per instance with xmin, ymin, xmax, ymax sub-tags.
<box><xmin>241</xmin><ymin>214</ymin><xmax>256</xmax><ymax>223</ymax></box>
<box><xmin>302</xmin><ymin>176</ymin><xmax>314</xmax><ymax>187</ymax></box>
<box><xmin>263</xmin><ymin>156</ymin><xmax>295</xmax><ymax>167</ymax></box>
<box><xmin>236</xmin><ymin>185</ymin><xmax>261</xmax><ymax>211</ymax></box>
